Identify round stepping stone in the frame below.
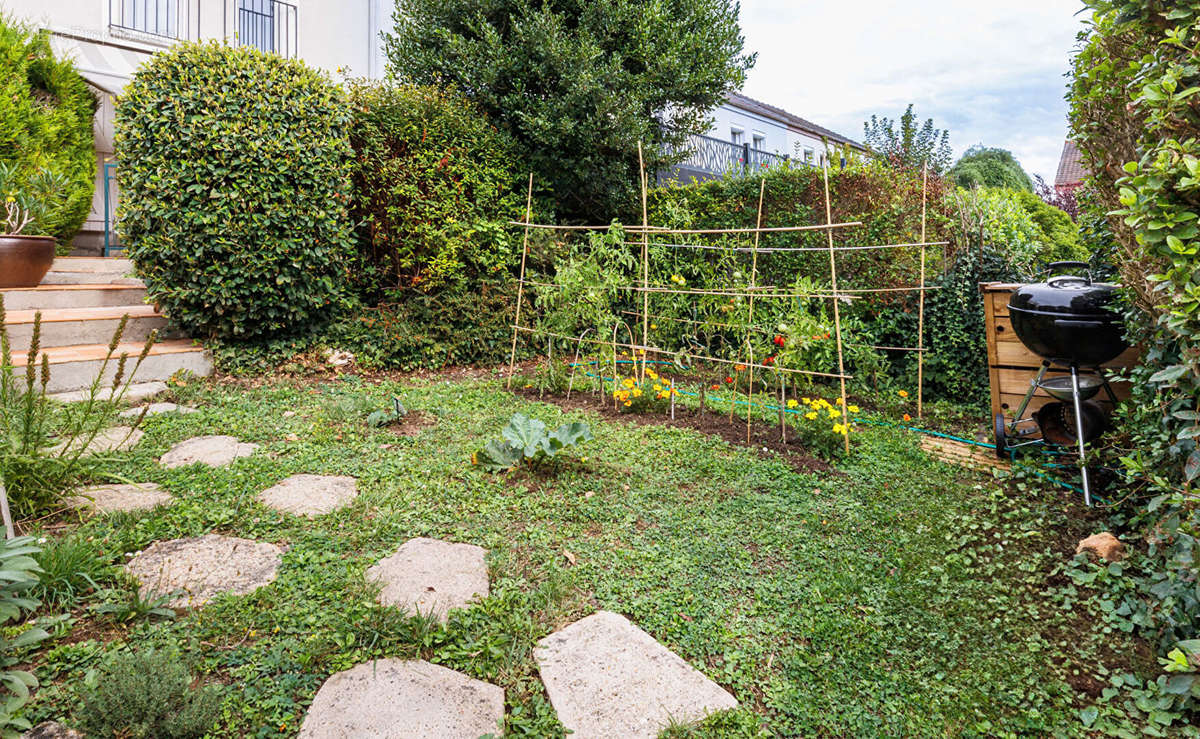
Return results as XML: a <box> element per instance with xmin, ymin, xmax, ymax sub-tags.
<box><xmin>367</xmin><ymin>538</ymin><xmax>488</xmax><ymax>622</ymax></box>
<box><xmin>297</xmin><ymin>659</ymin><xmax>503</xmax><ymax>739</ymax></box>
<box><xmin>257</xmin><ymin>474</ymin><xmax>358</xmax><ymax>518</ymax></box>
<box><xmin>68</xmin><ymin>482</ymin><xmax>172</xmax><ymax>513</ymax></box>
<box><xmin>125</xmin><ymin>534</ymin><xmax>282</xmax><ymax>608</ymax></box>
<box><xmin>120</xmin><ymin>402</ymin><xmax>199</xmax><ymax>418</ymax></box>
<box><xmin>160</xmin><ymin>435</ymin><xmax>258</xmax><ymax>468</ymax></box>
<box><xmin>534</xmin><ymin>611</ymin><xmax>738</xmax><ymax>738</ymax></box>
<box><xmin>51</xmin><ymin>427</ymin><xmax>143</xmax><ymax>456</ymax></box>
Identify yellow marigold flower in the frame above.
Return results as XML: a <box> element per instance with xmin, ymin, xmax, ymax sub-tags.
<box><xmin>801</xmin><ymin>397</ymin><xmax>812</xmax><ymax>405</ymax></box>
<box><xmin>623</xmin><ymin>400</ymin><xmax>632</xmax><ymax>407</ymax></box>
<box><xmin>631</xmin><ymin>388</ymin><xmax>642</xmax><ymax>397</ymax></box>
<box><xmin>650</xmin><ymin>323</ymin><xmax>657</xmax><ymax>329</ymax></box>
<box><xmin>805</xmin><ymin>411</ymin><xmax>818</xmax><ymax>420</ymax></box>
<box><xmin>835</xmin><ymin>398</ymin><xmax>844</xmax><ymax>405</ymax></box>
<box><xmin>828</xmin><ymin>409</ymin><xmax>842</xmax><ymax>419</ymax></box>
<box><xmin>898</xmin><ymin>390</ymin><xmax>909</xmax><ymax>398</ymax></box>
<box><xmin>848</xmin><ymin>405</ymin><xmax>860</xmax><ymax>413</ymax></box>
<box><xmin>647</xmin><ymin>369</ymin><xmax>658</xmax><ymax>379</ymax></box>
<box><xmin>623</xmin><ymin>378</ymin><xmax>635</xmax><ymax>388</ymax></box>
<box><xmin>654</xmin><ymin>384</ymin><xmax>662</xmax><ymax>392</ymax></box>
<box><xmin>787</xmin><ymin>399</ymin><xmax>799</xmax><ymax>409</ymax></box>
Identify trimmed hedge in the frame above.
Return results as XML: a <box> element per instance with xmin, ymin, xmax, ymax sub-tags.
<box><xmin>0</xmin><ymin>16</ymin><xmax>97</xmax><ymax>248</ymax></box>
<box><xmin>115</xmin><ymin>42</ymin><xmax>354</xmax><ymax>340</ymax></box>
<box><xmin>347</xmin><ymin>81</ymin><xmax>523</xmax><ymax>296</ymax></box>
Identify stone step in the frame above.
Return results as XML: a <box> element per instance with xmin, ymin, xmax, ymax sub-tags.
<box><xmin>4</xmin><ymin>305</ymin><xmax>169</xmax><ymax>348</ymax></box>
<box><xmin>0</xmin><ymin>285</ymin><xmax>148</xmax><ymax>311</ymax></box>
<box><xmin>11</xmin><ymin>339</ymin><xmax>212</xmax><ymax>393</ymax></box>
<box><xmin>42</xmin><ymin>257</ymin><xmax>138</xmax><ymax>285</ymax></box>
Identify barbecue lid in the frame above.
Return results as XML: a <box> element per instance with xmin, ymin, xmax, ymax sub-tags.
<box><xmin>1007</xmin><ymin>263</ymin><xmax>1121</xmax><ymax>318</ymax></box>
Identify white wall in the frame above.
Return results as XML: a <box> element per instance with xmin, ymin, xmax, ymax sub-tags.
<box><xmin>707</xmin><ymin>104</ymin><xmax>789</xmax><ymax>155</ymax></box>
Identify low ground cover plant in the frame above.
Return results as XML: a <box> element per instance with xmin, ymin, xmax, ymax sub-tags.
<box><xmin>76</xmin><ymin>649</ymin><xmax>222</xmax><ymax>738</ymax></box>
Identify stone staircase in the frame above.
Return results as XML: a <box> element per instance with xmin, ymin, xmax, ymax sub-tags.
<box><xmin>2</xmin><ymin>257</ymin><xmax>213</xmax><ymax>396</ymax></box>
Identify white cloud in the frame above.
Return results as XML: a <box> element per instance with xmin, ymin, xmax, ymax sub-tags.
<box><xmin>736</xmin><ymin>0</ymin><xmax>1088</xmax><ymax>182</ymax></box>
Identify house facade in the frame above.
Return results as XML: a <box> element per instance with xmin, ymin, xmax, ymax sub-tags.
<box><xmin>663</xmin><ymin>92</ymin><xmax>865</xmax><ymax>183</ymax></box>
<box><xmin>5</xmin><ymin>0</ymin><xmax>395</xmax><ymax>253</ymax></box>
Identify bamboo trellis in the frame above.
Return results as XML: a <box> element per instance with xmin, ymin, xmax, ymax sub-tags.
<box><xmin>505</xmin><ymin>151</ymin><xmax>939</xmax><ymax>452</ymax></box>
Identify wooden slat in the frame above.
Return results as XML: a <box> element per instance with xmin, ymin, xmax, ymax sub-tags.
<box><xmin>919</xmin><ymin>436</ymin><xmax>1010</xmax><ymax>472</ymax></box>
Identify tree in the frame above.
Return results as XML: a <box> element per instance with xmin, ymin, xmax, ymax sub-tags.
<box><xmin>862</xmin><ymin>104</ymin><xmax>952</xmax><ymax>172</ymax></box>
<box><xmin>949</xmin><ymin>145</ymin><xmax>1032</xmax><ymax>191</ymax></box>
<box><xmin>384</xmin><ymin>0</ymin><xmax>755</xmax><ymax>222</ymax></box>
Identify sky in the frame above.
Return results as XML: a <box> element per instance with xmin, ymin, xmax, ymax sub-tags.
<box><xmin>735</xmin><ymin>0</ymin><xmax>1089</xmax><ymax>183</ymax></box>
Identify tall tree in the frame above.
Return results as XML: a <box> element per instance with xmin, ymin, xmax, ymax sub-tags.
<box><xmin>384</xmin><ymin>0</ymin><xmax>755</xmax><ymax>222</ymax></box>
<box><xmin>862</xmin><ymin>104</ymin><xmax>952</xmax><ymax>173</ymax></box>
<box><xmin>950</xmin><ymin>145</ymin><xmax>1032</xmax><ymax>191</ymax></box>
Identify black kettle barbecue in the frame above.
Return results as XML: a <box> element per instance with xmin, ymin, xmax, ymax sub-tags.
<box><xmin>994</xmin><ymin>262</ymin><xmax>1128</xmax><ymax>505</ymax></box>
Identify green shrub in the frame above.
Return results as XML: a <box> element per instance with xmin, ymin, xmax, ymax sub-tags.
<box><xmin>77</xmin><ymin>649</ymin><xmax>223</xmax><ymax>739</ymax></box>
<box><xmin>346</xmin><ymin>80</ymin><xmax>523</xmax><ymax>295</ymax></box>
<box><xmin>115</xmin><ymin>42</ymin><xmax>354</xmax><ymax>340</ymax></box>
<box><xmin>0</xmin><ymin>15</ymin><xmax>97</xmax><ymax>250</ymax></box>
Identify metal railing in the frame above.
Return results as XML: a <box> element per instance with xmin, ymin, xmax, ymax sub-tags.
<box><xmin>661</xmin><ymin>132</ymin><xmax>792</xmax><ymax>183</ymax></box>
<box><xmin>103</xmin><ymin>163</ymin><xmax>121</xmax><ymax>257</ymax></box>
<box><xmin>109</xmin><ymin>0</ymin><xmax>200</xmax><ymax>42</ymax></box>
<box><xmin>224</xmin><ymin>0</ymin><xmax>298</xmax><ymax>58</ymax></box>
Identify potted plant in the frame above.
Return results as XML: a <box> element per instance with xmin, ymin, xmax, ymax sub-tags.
<box><xmin>0</xmin><ymin>165</ymin><xmax>67</xmax><ymax>289</ymax></box>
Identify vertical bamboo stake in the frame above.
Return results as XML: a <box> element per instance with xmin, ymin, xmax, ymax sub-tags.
<box><xmin>638</xmin><ymin>142</ymin><xmax>651</xmax><ymax>384</ymax></box>
<box><xmin>506</xmin><ymin>173</ymin><xmax>535</xmax><ymax>389</ymax></box>
<box><xmin>746</xmin><ymin>179</ymin><xmax>767</xmax><ymax>444</ymax></box>
<box><xmin>779</xmin><ymin>376</ymin><xmax>787</xmax><ymax>444</ymax></box>
<box><xmin>823</xmin><ymin>162</ymin><xmax>851</xmax><ymax>454</ymax></box>
<box><xmin>917</xmin><ymin>163</ymin><xmax>929</xmax><ymax>419</ymax></box>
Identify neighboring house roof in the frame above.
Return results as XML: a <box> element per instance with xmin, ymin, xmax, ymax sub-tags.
<box><xmin>1055</xmin><ymin>140</ymin><xmax>1087</xmax><ymax>188</ymax></box>
<box><xmin>724</xmin><ymin>92</ymin><xmax>866</xmax><ymax>151</ymax></box>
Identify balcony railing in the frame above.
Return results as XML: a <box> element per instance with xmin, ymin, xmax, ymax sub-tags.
<box><xmin>224</xmin><ymin>0</ymin><xmax>298</xmax><ymax>58</ymax></box>
<box><xmin>109</xmin><ymin>0</ymin><xmax>200</xmax><ymax>42</ymax></box>
<box><xmin>661</xmin><ymin>132</ymin><xmax>793</xmax><ymax>184</ymax></box>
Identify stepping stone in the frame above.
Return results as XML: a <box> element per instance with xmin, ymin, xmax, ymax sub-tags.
<box><xmin>367</xmin><ymin>538</ymin><xmax>488</xmax><ymax>622</ymax></box>
<box><xmin>50</xmin><ymin>427</ymin><xmax>143</xmax><ymax>456</ymax></box>
<box><xmin>49</xmin><ymin>381</ymin><xmax>167</xmax><ymax>405</ymax></box>
<box><xmin>125</xmin><ymin>534</ymin><xmax>282</xmax><ymax>608</ymax></box>
<box><xmin>534</xmin><ymin>611</ymin><xmax>738</xmax><ymax>738</ymax></box>
<box><xmin>258</xmin><ymin>474</ymin><xmax>358</xmax><ymax>518</ymax></box>
<box><xmin>297</xmin><ymin>659</ymin><xmax>504</xmax><ymax>738</ymax></box>
<box><xmin>160</xmin><ymin>435</ymin><xmax>258</xmax><ymax>468</ymax></box>
<box><xmin>119</xmin><ymin>402</ymin><xmax>199</xmax><ymax>418</ymax></box>
<box><xmin>68</xmin><ymin>482</ymin><xmax>172</xmax><ymax>513</ymax></box>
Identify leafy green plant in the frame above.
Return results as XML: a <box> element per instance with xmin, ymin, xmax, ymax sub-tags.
<box><xmin>949</xmin><ymin>145</ymin><xmax>1033</xmax><ymax>191</ymax></box>
<box><xmin>472</xmin><ymin>413</ymin><xmax>592</xmax><ymax>471</ymax></box>
<box><xmin>115</xmin><ymin>41</ymin><xmax>354</xmax><ymax>340</ymax></box>
<box><xmin>0</xmin><ymin>297</ymin><xmax>157</xmax><ymax>518</ymax></box>
<box><xmin>367</xmin><ymin>398</ymin><xmax>408</xmax><ymax>428</ymax></box>
<box><xmin>862</xmin><ymin>104</ymin><xmax>953</xmax><ymax>172</ymax></box>
<box><xmin>76</xmin><ymin>649</ymin><xmax>223</xmax><ymax>738</ymax></box>
<box><xmin>31</xmin><ymin>535</ymin><xmax>114</xmax><ymax>611</ymax></box>
<box><xmin>0</xmin><ymin>14</ymin><xmax>96</xmax><ymax>249</ymax></box>
<box><xmin>91</xmin><ymin>585</ymin><xmax>177</xmax><ymax>625</ymax></box>
<box><xmin>0</xmin><ymin>537</ymin><xmax>48</xmax><ymax>738</ymax></box>
<box><xmin>0</xmin><ymin>165</ymin><xmax>70</xmax><ymax>238</ymax></box>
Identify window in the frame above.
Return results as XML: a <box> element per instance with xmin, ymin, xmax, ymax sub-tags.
<box><xmin>730</xmin><ymin>129</ymin><xmax>744</xmax><ymax>146</ymax></box>
<box><xmin>752</xmin><ymin>133</ymin><xmax>766</xmax><ymax>150</ymax></box>
<box><xmin>231</xmin><ymin>0</ymin><xmax>298</xmax><ymax>58</ymax></box>
<box><xmin>804</xmin><ymin>147</ymin><xmax>815</xmax><ymax>163</ymax></box>
<box><xmin>109</xmin><ymin>0</ymin><xmax>181</xmax><ymax>40</ymax></box>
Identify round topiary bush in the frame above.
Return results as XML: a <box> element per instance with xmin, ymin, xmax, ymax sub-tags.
<box><xmin>0</xmin><ymin>16</ymin><xmax>97</xmax><ymax>250</ymax></box>
<box><xmin>115</xmin><ymin>42</ymin><xmax>354</xmax><ymax>340</ymax></box>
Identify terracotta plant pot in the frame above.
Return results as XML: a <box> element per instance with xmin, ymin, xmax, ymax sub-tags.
<box><xmin>0</xmin><ymin>235</ymin><xmax>56</xmax><ymax>288</ymax></box>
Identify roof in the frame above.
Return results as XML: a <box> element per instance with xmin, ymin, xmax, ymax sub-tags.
<box><xmin>724</xmin><ymin>92</ymin><xmax>866</xmax><ymax>151</ymax></box>
<box><xmin>1055</xmin><ymin>140</ymin><xmax>1087</xmax><ymax>187</ymax></box>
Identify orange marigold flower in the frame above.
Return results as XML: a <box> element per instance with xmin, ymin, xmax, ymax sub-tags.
<box><xmin>903</xmin><ymin>413</ymin><xmax>912</xmax><ymax>422</ymax></box>
<box><xmin>898</xmin><ymin>390</ymin><xmax>909</xmax><ymax>398</ymax></box>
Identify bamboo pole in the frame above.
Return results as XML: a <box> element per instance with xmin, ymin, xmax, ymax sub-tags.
<box><xmin>823</xmin><ymin>161</ymin><xmax>851</xmax><ymax>454</ymax></box>
<box><xmin>746</xmin><ymin>179</ymin><xmax>766</xmax><ymax>445</ymax></box>
<box><xmin>506</xmin><ymin>221</ymin><xmax>862</xmax><ymax>234</ymax></box>
<box><xmin>638</xmin><ymin>142</ymin><xmax>651</xmax><ymax>384</ymax></box>
<box><xmin>622</xmin><ymin>239</ymin><xmax>950</xmax><ymax>253</ymax></box>
<box><xmin>506</xmin><ymin>173</ymin><xmax>535</xmax><ymax>390</ymax></box>
<box><xmin>917</xmin><ymin>163</ymin><xmax>929</xmax><ymax>419</ymax></box>
<box><xmin>779</xmin><ymin>376</ymin><xmax>787</xmax><ymax>444</ymax></box>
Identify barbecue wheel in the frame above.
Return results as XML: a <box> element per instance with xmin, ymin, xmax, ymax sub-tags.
<box><xmin>993</xmin><ymin>413</ymin><xmax>1008</xmax><ymax>459</ymax></box>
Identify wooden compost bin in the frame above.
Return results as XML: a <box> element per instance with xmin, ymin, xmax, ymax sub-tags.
<box><xmin>981</xmin><ymin>282</ymin><xmax>1139</xmax><ymax>437</ymax></box>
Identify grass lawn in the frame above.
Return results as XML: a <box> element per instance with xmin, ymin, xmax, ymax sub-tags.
<box><xmin>23</xmin><ymin>372</ymin><xmax>1149</xmax><ymax>736</ymax></box>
